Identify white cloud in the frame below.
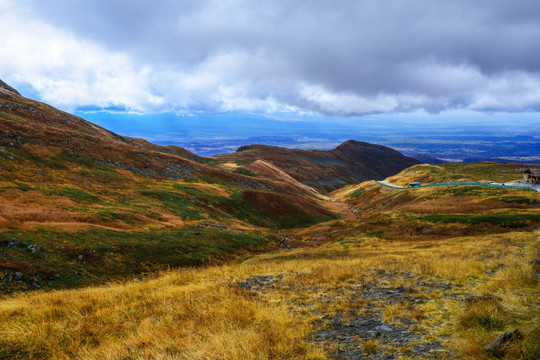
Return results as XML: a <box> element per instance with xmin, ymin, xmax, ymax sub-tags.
<box><xmin>1</xmin><ymin>0</ymin><xmax>540</xmax><ymax>116</ymax></box>
<box><xmin>299</xmin><ymin>85</ymin><xmax>399</xmax><ymax>114</ymax></box>
<box><xmin>0</xmin><ymin>8</ymin><xmax>160</xmax><ymax>112</ymax></box>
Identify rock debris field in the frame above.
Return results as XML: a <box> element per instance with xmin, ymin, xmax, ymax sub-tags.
<box><xmin>237</xmin><ymin>270</ymin><xmax>482</xmax><ymax>359</ymax></box>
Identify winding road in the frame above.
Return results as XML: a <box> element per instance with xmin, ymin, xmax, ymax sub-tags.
<box><xmin>375</xmin><ymin>180</ymin><xmax>540</xmax><ymax>192</ymax></box>
<box><xmin>375</xmin><ymin>181</ymin><xmax>407</xmax><ymax>189</ymax></box>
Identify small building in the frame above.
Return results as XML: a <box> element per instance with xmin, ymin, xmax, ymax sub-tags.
<box><xmin>523</xmin><ymin>169</ymin><xmax>540</xmax><ymax>184</ymax></box>
<box><xmin>409</xmin><ymin>182</ymin><xmax>421</xmax><ymax>188</ymax></box>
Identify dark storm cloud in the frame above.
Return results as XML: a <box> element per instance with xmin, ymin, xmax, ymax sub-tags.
<box><xmin>7</xmin><ymin>0</ymin><xmax>540</xmax><ymax>114</ymax></box>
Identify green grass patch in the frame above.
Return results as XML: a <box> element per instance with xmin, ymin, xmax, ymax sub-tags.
<box><xmin>497</xmin><ymin>196</ymin><xmax>538</xmax><ymax>205</ymax></box>
<box><xmin>0</xmin><ymin>227</ymin><xmax>276</xmax><ymax>291</ymax></box>
<box><xmin>15</xmin><ymin>183</ymin><xmax>34</xmax><ymax>192</ymax></box>
<box><xmin>0</xmin><ymin>111</ymin><xmax>27</xmax><ymax>122</ymax></box>
<box><xmin>350</xmin><ymin>188</ymin><xmax>366</xmax><ymax>198</ymax></box>
<box><xmin>286</xmin><ymin>161</ymin><xmax>300</xmax><ymax>168</ymax></box>
<box><xmin>173</xmin><ymin>184</ymin><xmax>334</xmax><ymax>228</ymax></box>
<box><xmin>232</xmin><ymin>168</ymin><xmax>256</xmax><ymax>177</ymax></box>
<box><xmin>97</xmin><ymin>209</ymin><xmax>142</xmax><ymax>225</ymax></box>
<box><xmin>418</xmin><ymin>213</ymin><xmax>540</xmax><ymax>227</ymax></box>
<box><xmin>42</xmin><ymin>186</ymin><xmax>99</xmax><ymax>204</ymax></box>
<box><xmin>235</xmin><ymin>160</ymin><xmax>252</xmax><ymax>166</ymax></box>
<box><xmin>140</xmin><ymin>189</ymin><xmax>204</xmax><ymax>219</ymax></box>
<box><xmin>7</xmin><ymin>147</ymin><xmax>68</xmax><ymax>170</ymax></box>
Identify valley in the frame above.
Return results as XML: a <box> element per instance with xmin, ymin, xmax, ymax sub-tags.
<box><xmin>0</xmin><ymin>81</ymin><xmax>539</xmax><ymax>359</ymax></box>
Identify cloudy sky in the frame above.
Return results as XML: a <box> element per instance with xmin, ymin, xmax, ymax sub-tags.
<box><xmin>1</xmin><ymin>0</ymin><xmax>540</xmax><ymax>117</ymax></box>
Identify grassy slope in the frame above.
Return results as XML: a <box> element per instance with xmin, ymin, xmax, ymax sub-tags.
<box><xmin>212</xmin><ymin>141</ymin><xmax>419</xmax><ymax>193</ymax></box>
<box><xmin>0</xmin><ymin>141</ymin><xmax>338</xmax><ymax>291</ymax></box>
<box><xmin>0</xmin><ymin>163</ymin><xmax>538</xmax><ymax>359</ymax></box>
<box><xmin>385</xmin><ymin>162</ymin><xmax>524</xmax><ymax>187</ymax></box>
<box><xmin>0</xmin><ymin>230</ymin><xmax>537</xmax><ymax>359</ymax></box>
<box><xmin>328</xmin><ymin>163</ymin><xmax>540</xmax><ymax>243</ymax></box>
<box><xmin>0</xmin><ymin>88</ymin><xmax>337</xmax><ymax>292</ymax></box>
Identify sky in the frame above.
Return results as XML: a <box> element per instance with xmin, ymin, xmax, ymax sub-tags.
<box><xmin>1</xmin><ymin>0</ymin><xmax>540</xmax><ymax>119</ymax></box>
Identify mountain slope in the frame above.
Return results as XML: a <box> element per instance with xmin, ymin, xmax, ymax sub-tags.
<box><xmin>213</xmin><ymin>141</ymin><xmax>419</xmax><ymax>192</ymax></box>
<box><xmin>1</xmin><ymin>161</ymin><xmax>538</xmax><ymax>360</ymax></box>
<box><xmin>0</xmin><ymin>79</ymin><xmax>20</xmax><ymax>95</ymax></box>
<box><xmin>0</xmin><ymin>80</ymin><xmax>339</xmax><ymax>292</ymax></box>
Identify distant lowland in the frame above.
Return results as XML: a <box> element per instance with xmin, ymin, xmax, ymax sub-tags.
<box><xmin>78</xmin><ymin>110</ymin><xmax>540</xmax><ymax>164</ymax></box>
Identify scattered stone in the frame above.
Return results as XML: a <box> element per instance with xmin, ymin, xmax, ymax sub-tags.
<box><xmin>237</xmin><ymin>274</ymin><xmax>284</xmax><ymax>293</ymax></box>
<box><xmin>529</xmin><ymin>259</ymin><xmax>540</xmax><ymax>266</ymax></box>
<box><xmin>193</xmin><ymin>222</ymin><xmax>228</xmax><ymax>230</ymax></box>
<box><xmin>435</xmin><ymin>281</ymin><xmax>453</xmax><ymax>290</ymax></box>
<box><xmin>14</xmin><ymin>272</ymin><xmax>23</xmax><ymax>281</ymax></box>
<box><xmin>47</xmin><ymin>273</ymin><xmax>61</xmax><ymax>281</ymax></box>
<box><xmin>27</xmin><ymin>244</ymin><xmax>41</xmax><ymax>253</ymax></box>
<box><xmin>484</xmin><ymin>329</ymin><xmax>523</xmax><ymax>357</ymax></box>
<box><xmin>7</xmin><ymin>238</ymin><xmax>22</xmax><ymax>248</ymax></box>
<box><xmin>372</xmin><ymin>324</ymin><xmax>394</xmax><ymax>332</ymax></box>
<box><xmin>78</xmin><ymin>254</ymin><xmax>84</xmax><ymax>260</ymax></box>
<box><xmin>203</xmin><ymin>222</ymin><xmax>227</xmax><ymax>230</ymax></box>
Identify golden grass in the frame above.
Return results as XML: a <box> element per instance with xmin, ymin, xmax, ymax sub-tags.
<box><xmin>362</xmin><ymin>339</ymin><xmax>380</xmax><ymax>354</ymax></box>
<box><xmin>0</xmin><ymin>270</ymin><xmax>314</xmax><ymax>359</ymax></box>
<box><xmin>0</xmin><ymin>224</ymin><xmax>537</xmax><ymax>359</ymax></box>
<box><xmin>450</xmin><ymin>232</ymin><xmax>540</xmax><ymax>360</ymax></box>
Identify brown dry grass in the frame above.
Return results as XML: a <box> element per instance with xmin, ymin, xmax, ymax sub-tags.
<box><xmin>0</xmin><ymin>224</ymin><xmax>537</xmax><ymax>359</ymax></box>
<box><xmin>0</xmin><ymin>269</ymin><xmax>315</xmax><ymax>360</ymax></box>
<box><xmin>451</xmin><ymin>236</ymin><xmax>540</xmax><ymax>359</ymax></box>
<box><xmin>23</xmin><ymin>144</ymin><xmax>62</xmax><ymax>158</ymax></box>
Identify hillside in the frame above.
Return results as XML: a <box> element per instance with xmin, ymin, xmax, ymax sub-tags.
<box><xmin>0</xmin><ymin>81</ymin><xmax>340</xmax><ymax>292</ymax></box>
<box><xmin>385</xmin><ymin>162</ymin><xmax>524</xmax><ymax>187</ymax></box>
<box><xmin>0</xmin><ymin>77</ymin><xmax>425</xmax><ymax>294</ymax></box>
<box><xmin>1</xmin><ymin>160</ymin><xmax>538</xmax><ymax>359</ymax></box>
<box><xmin>213</xmin><ymin>141</ymin><xmax>420</xmax><ymax>192</ymax></box>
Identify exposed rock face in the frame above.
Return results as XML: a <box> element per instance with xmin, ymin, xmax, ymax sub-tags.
<box><xmin>0</xmin><ymin>79</ymin><xmax>21</xmax><ymax>95</ymax></box>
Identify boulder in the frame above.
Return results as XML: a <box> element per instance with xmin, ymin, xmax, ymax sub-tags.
<box><xmin>484</xmin><ymin>329</ymin><xmax>522</xmax><ymax>357</ymax></box>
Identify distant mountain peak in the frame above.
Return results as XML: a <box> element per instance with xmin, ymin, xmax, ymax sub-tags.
<box><xmin>0</xmin><ymin>79</ymin><xmax>21</xmax><ymax>95</ymax></box>
<box><xmin>217</xmin><ymin>140</ymin><xmax>420</xmax><ymax>192</ymax></box>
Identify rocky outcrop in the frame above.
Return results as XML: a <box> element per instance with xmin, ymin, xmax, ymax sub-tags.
<box><xmin>0</xmin><ymin>79</ymin><xmax>21</xmax><ymax>95</ymax></box>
